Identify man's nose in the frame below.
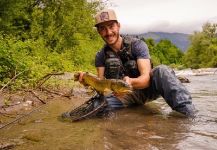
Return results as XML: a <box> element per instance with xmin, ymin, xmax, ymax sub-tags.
<box><xmin>105</xmin><ymin>27</ymin><xmax>112</xmax><ymax>35</ymax></box>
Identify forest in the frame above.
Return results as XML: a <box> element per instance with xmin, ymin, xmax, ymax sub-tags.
<box><xmin>0</xmin><ymin>0</ymin><xmax>217</xmax><ymax>89</ymax></box>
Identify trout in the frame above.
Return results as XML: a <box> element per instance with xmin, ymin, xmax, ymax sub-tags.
<box><xmin>74</xmin><ymin>72</ymin><xmax>132</xmax><ymax>95</ymax></box>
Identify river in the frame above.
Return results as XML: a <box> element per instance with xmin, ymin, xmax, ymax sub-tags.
<box><xmin>0</xmin><ymin>74</ymin><xmax>217</xmax><ymax>150</ymax></box>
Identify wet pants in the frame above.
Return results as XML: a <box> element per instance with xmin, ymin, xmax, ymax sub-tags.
<box><xmin>104</xmin><ymin>65</ymin><xmax>196</xmax><ymax>117</ymax></box>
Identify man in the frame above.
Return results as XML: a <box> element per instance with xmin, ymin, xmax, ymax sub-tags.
<box><xmin>79</xmin><ymin>9</ymin><xmax>196</xmax><ymax>117</ymax></box>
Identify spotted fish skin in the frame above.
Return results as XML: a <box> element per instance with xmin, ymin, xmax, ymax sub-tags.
<box><xmin>74</xmin><ymin>72</ymin><xmax>132</xmax><ymax>95</ymax></box>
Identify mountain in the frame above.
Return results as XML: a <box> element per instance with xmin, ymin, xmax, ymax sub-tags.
<box><xmin>136</xmin><ymin>32</ymin><xmax>191</xmax><ymax>52</ymax></box>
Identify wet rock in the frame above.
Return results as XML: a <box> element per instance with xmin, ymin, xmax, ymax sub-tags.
<box><xmin>177</xmin><ymin>76</ymin><xmax>190</xmax><ymax>83</ymax></box>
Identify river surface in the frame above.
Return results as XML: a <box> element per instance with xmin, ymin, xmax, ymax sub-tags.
<box><xmin>0</xmin><ymin>74</ymin><xmax>217</xmax><ymax>150</ymax></box>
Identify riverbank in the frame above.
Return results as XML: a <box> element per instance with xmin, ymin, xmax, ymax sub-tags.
<box><xmin>175</xmin><ymin>67</ymin><xmax>217</xmax><ymax>76</ymax></box>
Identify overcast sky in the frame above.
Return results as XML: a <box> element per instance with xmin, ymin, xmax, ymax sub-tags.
<box><xmin>108</xmin><ymin>0</ymin><xmax>217</xmax><ymax>34</ymax></box>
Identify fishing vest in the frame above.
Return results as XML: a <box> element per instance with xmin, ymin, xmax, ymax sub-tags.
<box><xmin>104</xmin><ymin>36</ymin><xmax>140</xmax><ymax>79</ymax></box>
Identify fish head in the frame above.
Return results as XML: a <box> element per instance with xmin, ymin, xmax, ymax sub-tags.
<box><xmin>74</xmin><ymin>72</ymin><xmax>80</xmax><ymax>81</ymax></box>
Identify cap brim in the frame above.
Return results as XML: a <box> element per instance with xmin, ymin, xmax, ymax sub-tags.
<box><xmin>94</xmin><ymin>20</ymin><xmax>118</xmax><ymax>27</ymax></box>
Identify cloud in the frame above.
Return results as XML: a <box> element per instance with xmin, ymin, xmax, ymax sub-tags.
<box><xmin>119</xmin><ymin>17</ymin><xmax>217</xmax><ymax>34</ymax></box>
<box><xmin>110</xmin><ymin>0</ymin><xmax>217</xmax><ymax>34</ymax></box>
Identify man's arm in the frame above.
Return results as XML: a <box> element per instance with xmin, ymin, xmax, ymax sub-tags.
<box><xmin>96</xmin><ymin>67</ymin><xmax>105</xmax><ymax>80</ymax></box>
<box><xmin>123</xmin><ymin>58</ymin><xmax>151</xmax><ymax>89</ymax></box>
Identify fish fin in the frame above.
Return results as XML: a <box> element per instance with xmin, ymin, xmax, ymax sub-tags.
<box><xmin>103</xmin><ymin>88</ymin><xmax>112</xmax><ymax>96</ymax></box>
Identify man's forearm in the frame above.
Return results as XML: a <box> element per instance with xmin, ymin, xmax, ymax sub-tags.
<box><xmin>124</xmin><ymin>74</ymin><xmax>150</xmax><ymax>89</ymax></box>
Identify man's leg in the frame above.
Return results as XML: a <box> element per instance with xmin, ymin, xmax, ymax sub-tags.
<box><xmin>151</xmin><ymin>65</ymin><xmax>196</xmax><ymax>117</ymax></box>
<box><xmin>104</xmin><ymin>94</ymin><xmax>124</xmax><ymax>111</ymax></box>
<box><xmin>92</xmin><ymin>94</ymin><xmax>124</xmax><ymax>116</ymax></box>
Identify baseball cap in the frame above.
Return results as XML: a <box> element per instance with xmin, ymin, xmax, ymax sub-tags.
<box><xmin>94</xmin><ymin>9</ymin><xmax>118</xmax><ymax>27</ymax></box>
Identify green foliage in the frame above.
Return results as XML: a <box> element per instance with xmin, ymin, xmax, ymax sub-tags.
<box><xmin>184</xmin><ymin>22</ymin><xmax>217</xmax><ymax>68</ymax></box>
<box><xmin>0</xmin><ymin>0</ymin><xmax>104</xmax><ymax>89</ymax></box>
<box><xmin>142</xmin><ymin>38</ymin><xmax>184</xmax><ymax>67</ymax></box>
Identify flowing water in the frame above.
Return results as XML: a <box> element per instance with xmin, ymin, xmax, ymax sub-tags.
<box><xmin>0</xmin><ymin>74</ymin><xmax>217</xmax><ymax>150</ymax></box>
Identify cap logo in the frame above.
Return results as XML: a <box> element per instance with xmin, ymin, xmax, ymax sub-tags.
<box><xmin>100</xmin><ymin>12</ymin><xmax>109</xmax><ymax>21</ymax></box>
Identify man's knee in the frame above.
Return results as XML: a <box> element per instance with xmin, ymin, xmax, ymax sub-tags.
<box><xmin>154</xmin><ymin>64</ymin><xmax>173</xmax><ymax>73</ymax></box>
<box><xmin>152</xmin><ymin>65</ymin><xmax>175</xmax><ymax>80</ymax></box>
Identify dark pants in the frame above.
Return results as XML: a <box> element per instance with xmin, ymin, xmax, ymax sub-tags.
<box><xmin>105</xmin><ymin>65</ymin><xmax>196</xmax><ymax>117</ymax></box>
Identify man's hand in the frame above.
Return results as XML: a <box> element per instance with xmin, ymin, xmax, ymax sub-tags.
<box><xmin>123</xmin><ymin>76</ymin><xmax>133</xmax><ymax>87</ymax></box>
<box><xmin>74</xmin><ymin>72</ymin><xmax>87</xmax><ymax>86</ymax></box>
<box><xmin>78</xmin><ymin>72</ymin><xmax>85</xmax><ymax>83</ymax></box>
<box><xmin>112</xmin><ymin>76</ymin><xmax>133</xmax><ymax>98</ymax></box>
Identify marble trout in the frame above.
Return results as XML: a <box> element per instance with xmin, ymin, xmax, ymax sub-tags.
<box><xmin>74</xmin><ymin>72</ymin><xmax>132</xmax><ymax>95</ymax></box>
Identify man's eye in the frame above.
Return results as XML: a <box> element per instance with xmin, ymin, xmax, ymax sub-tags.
<box><xmin>109</xmin><ymin>24</ymin><xmax>115</xmax><ymax>28</ymax></box>
<box><xmin>99</xmin><ymin>27</ymin><xmax>105</xmax><ymax>31</ymax></box>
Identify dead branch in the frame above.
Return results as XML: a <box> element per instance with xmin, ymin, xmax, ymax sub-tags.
<box><xmin>0</xmin><ymin>71</ymin><xmax>25</xmax><ymax>93</ymax></box>
<box><xmin>40</xmin><ymin>87</ymin><xmax>73</xmax><ymax>98</ymax></box>
<box><xmin>35</xmin><ymin>72</ymin><xmax>64</xmax><ymax>89</ymax></box>
<box><xmin>25</xmin><ymin>90</ymin><xmax>46</xmax><ymax>104</ymax></box>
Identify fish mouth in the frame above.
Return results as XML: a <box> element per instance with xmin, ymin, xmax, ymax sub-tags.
<box><xmin>74</xmin><ymin>72</ymin><xmax>80</xmax><ymax>81</ymax></box>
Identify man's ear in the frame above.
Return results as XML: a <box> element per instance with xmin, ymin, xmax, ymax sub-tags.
<box><xmin>117</xmin><ymin>22</ymin><xmax>121</xmax><ymax>28</ymax></box>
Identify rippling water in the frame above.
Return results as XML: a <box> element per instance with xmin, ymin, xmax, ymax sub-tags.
<box><xmin>0</xmin><ymin>75</ymin><xmax>217</xmax><ymax>150</ymax></box>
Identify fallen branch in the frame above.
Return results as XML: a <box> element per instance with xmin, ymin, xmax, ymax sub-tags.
<box><xmin>0</xmin><ymin>71</ymin><xmax>25</xmax><ymax>93</ymax></box>
<box><xmin>35</xmin><ymin>72</ymin><xmax>64</xmax><ymax>89</ymax></box>
<box><xmin>26</xmin><ymin>90</ymin><xmax>46</xmax><ymax>104</ymax></box>
<box><xmin>40</xmin><ymin>87</ymin><xmax>73</xmax><ymax>98</ymax></box>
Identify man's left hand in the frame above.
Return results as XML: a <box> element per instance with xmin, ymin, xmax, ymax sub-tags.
<box><xmin>123</xmin><ymin>76</ymin><xmax>132</xmax><ymax>86</ymax></box>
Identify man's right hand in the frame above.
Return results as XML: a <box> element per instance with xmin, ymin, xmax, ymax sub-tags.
<box><xmin>78</xmin><ymin>72</ymin><xmax>85</xmax><ymax>83</ymax></box>
<box><xmin>77</xmin><ymin>72</ymin><xmax>89</xmax><ymax>87</ymax></box>
<box><xmin>74</xmin><ymin>72</ymin><xmax>86</xmax><ymax>85</ymax></box>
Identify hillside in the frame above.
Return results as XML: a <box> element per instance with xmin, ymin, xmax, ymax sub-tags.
<box><xmin>137</xmin><ymin>32</ymin><xmax>191</xmax><ymax>52</ymax></box>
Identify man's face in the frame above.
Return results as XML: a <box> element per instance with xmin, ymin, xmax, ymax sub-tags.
<box><xmin>97</xmin><ymin>21</ymin><xmax>120</xmax><ymax>45</ymax></box>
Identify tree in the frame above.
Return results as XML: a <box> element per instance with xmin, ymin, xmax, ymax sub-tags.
<box><xmin>184</xmin><ymin>22</ymin><xmax>217</xmax><ymax>68</ymax></box>
<box><xmin>0</xmin><ymin>0</ymin><xmax>104</xmax><ymax>88</ymax></box>
<box><xmin>155</xmin><ymin>39</ymin><xmax>183</xmax><ymax>65</ymax></box>
<box><xmin>142</xmin><ymin>38</ymin><xmax>184</xmax><ymax>66</ymax></box>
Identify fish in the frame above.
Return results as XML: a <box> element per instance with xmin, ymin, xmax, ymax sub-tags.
<box><xmin>74</xmin><ymin>72</ymin><xmax>132</xmax><ymax>95</ymax></box>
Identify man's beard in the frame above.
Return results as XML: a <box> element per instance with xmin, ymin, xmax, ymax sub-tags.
<box><xmin>103</xmin><ymin>32</ymin><xmax>120</xmax><ymax>46</ymax></box>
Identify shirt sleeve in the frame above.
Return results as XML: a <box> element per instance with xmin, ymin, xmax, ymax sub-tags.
<box><xmin>95</xmin><ymin>50</ymin><xmax>105</xmax><ymax>67</ymax></box>
<box><xmin>132</xmin><ymin>40</ymin><xmax>151</xmax><ymax>59</ymax></box>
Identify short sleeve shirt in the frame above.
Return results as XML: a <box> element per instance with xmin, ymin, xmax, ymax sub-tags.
<box><xmin>95</xmin><ymin>37</ymin><xmax>151</xmax><ymax>67</ymax></box>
